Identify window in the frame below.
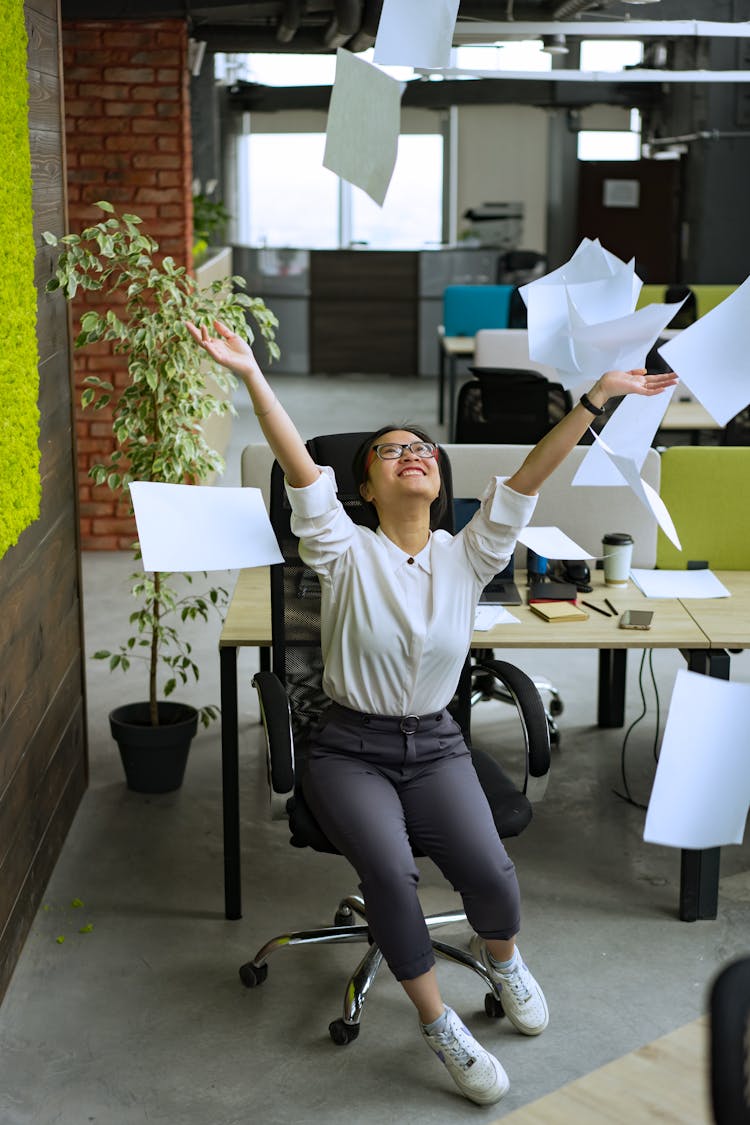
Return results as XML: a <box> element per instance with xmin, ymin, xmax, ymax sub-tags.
<box><xmin>351</xmin><ymin>135</ymin><xmax>443</xmax><ymax>248</ymax></box>
<box><xmin>241</xmin><ymin>134</ymin><xmax>339</xmax><ymax>248</ymax></box>
<box><xmin>577</xmin><ymin>41</ymin><xmax>643</xmax><ymax>162</ymax></box>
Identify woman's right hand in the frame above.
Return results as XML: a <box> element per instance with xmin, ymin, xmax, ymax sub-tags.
<box><xmin>185</xmin><ymin>319</ymin><xmax>259</xmax><ymax>378</ymax></box>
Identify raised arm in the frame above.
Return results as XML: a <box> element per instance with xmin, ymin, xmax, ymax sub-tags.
<box><xmin>185</xmin><ymin>319</ymin><xmax>319</xmax><ymax>488</ymax></box>
<box><xmin>505</xmin><ymin>368</ymin><xmax>678</xmax><ymax>496</ymax></box>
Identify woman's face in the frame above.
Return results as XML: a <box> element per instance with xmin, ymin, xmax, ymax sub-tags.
<box><xmin>359</xmin><ymin>430</ymin><xmax>441</xmax><ymax>514</ymax></box>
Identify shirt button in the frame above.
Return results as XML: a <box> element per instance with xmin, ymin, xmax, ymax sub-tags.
<box><xmin>407</xmin><ymin>557</ymin><xmax>415</xmax><ymax>565</ymax></box>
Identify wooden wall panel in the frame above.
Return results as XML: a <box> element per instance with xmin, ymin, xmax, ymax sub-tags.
<box><xmin>0</xmin><ymin>0</ymin><xmax>87</xmax><ymax>1005</ymax></box>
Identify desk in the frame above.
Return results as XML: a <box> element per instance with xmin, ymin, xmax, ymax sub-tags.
<box><xmin>438</xmin><ymin>334</ymin><xmax>476</xmax><ymax>437</ymax></box>
<box><xmin>657</xmin><ymin>399</ymin><xmax>722</xmax><ymax>444</ymax></box>
<box><xmin>496</xmin><ymin>1018</ymin><xmax>710</xmax><ymax>1124</ymax></box>
<box><xmin>218</xmin><ymin>569</ymin><xmax>742</xmax><ymax>923</ymax></box>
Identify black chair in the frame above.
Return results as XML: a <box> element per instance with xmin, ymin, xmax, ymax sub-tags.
<box><xmin>239</xmin><ymin>432</ymin><xmax>551</xmax><ymax>1046</ymax></box>
<box><xmin>454</xmin><ymin>367</ymin><xmax>572</xmax><ymax>444</ymax></box>
<box><xmin>710</xmin><ymin>957</ymin><xmax>750</xmax><ymax>1124</ymax></box>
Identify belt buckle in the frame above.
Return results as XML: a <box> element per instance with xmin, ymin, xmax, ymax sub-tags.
<box><xmin>400</xmin><ymin>714</ymin><xmax>420</xmax><ymax>735</ymax></box>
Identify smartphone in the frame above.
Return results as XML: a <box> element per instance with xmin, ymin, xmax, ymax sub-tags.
<box><xmin>619</xmin><ymin>610</ymin><xmax>654</xmax><ymax>631</ymax></box>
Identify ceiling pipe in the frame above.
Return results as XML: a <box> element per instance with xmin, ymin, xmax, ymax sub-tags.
<box><xmin>276</xmin><ymin>0</ymin><xmax>307</xmax><ymax>45</ymax></box>
<box><xmin>553</xmin><ymin>0</ymin><xmax>602</xmax><ymax>17</ymax></box>
<box><xmin>347</xmin><ymin>0</ymin><xmax>383</xmax><ymax>53</ymax></box>
<box><xmin>323</xmin><ymin>0</ymin><xmax>364</xmax><ymax>49</ymax></box>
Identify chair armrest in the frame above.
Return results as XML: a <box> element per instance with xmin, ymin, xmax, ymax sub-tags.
<box><xmin>252</xmin><ymin>671</ymin><xmax>295</xmax><ymax>800</ymax></box>
<box><xmin>471</xmin><ymin>658</ymin><xmax>551</xmax><ymax>801</ymax></box>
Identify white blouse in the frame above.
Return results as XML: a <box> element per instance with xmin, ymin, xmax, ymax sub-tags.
<box><xmin>285</xmin><ymin>468</ymin><xmax>537</xmax><ymax>717</ymax></box>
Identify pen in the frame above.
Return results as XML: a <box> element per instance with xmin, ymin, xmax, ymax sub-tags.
<box><xmin>604</xmin><ymin>598</ymin><xmax>618</xmax><ymax>615</ymax></box>
<box><xmin>581</xmin><ymin>600</ymin><xmax>612</xmax><ymax>618</ymax></box>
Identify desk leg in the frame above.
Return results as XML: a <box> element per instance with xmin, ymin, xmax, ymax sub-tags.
<box><xmin>448</xmin><ymin>355</ymin><xmax>458</xmax><ymax>441</ymax></box>
<box><xmin>220</xmin><ymin>644</ymin><xmax>242</xmax><ymax>920</ymax></box>
<box><xmin>677</xmin><ymin>648</ymin><xmax>730</xmax><ymax>921</ymax></box>
<box><xmin>597</xmin><ymin>649</ymin><xmax>627</xmax><ymax>728</ymax></box>
<box><xmin>438</xmin><ymin>340</ymin><xmax>445</xmax><ymax>425</ymax></box>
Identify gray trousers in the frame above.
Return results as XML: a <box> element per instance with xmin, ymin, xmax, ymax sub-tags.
<box><xmin>302</xmin><ymin>703</ymin><xmax>521</xmax><ymax>982</ymax></box>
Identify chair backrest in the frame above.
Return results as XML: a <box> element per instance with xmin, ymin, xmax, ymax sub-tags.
<box><xmin>656</xmin><ymin>446</ymin><xmax>750</xmax><ymax>569</ymax></box>
<box><xmin>474</xmin><ymin>328</ymin><xmax>558</xmax><ymax>380</ymax></box>
<box><xmin>442</xmin><ymin>284</ymin><xmax>513</xmax><ymax>337</ymax></box>
<box><xmin>455</xmin><ymin>368</ymin><xmax>571</xmax><ymax>444</ymax></box>
<box><xmin>268</xmin><ymin>433</ymin><xmax>455</xmax><ymax>745</ymax></box>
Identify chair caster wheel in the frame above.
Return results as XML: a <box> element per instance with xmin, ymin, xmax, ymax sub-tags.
<box><xmin>484</xmin><ymin>992</ymin><xmax>505</xmax><ymax>1019</ymax></box>
<box><xmin>334</xmin><ymin>909</ymin><xmax>353</xmax><ymax>925</ymax></box>
<box><xmin>329</xmin><ymin>1019</ymin><xmax>360</xmax><ymax>1046</ymax></box>
<box><xmin>239</xmin><ymin>961</ymin><xmax>268</xmax><ymax>988</ymax></box>
<box><xmin>549</xmin><ymin>698</ymin><xmax>564</xmax><ymax>717</ymax></box>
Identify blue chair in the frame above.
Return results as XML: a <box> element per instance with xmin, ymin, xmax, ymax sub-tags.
<box><xmin>439</xmin><ymin>284</ymin><xmax>514</xmax><ymax>435</ymax></box>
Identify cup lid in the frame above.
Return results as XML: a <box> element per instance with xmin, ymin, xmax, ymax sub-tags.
<box><xmin>603</xmin><ymin>532</ymin><xmax>634</xmax><ymax>545</ymax></box>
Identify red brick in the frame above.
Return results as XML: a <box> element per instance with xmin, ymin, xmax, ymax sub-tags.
<box><xmin>155</xmin><ymin>103</ymin><xmax>180</xmax><ymax>119</ymax></box>
<box><xmin>132</xmin><ymin>118</ymin><xmax>179</xmax><ymax>135</ymax></box>
<box><xmin>66</xmin><ymin>98</ymin><xmax>103</xmax><ymax>116</ymax></box>
<box><xmin>65</xmin><ymin>65</ymin><xmax>103</xmax><ymax>81</ymax></box>
<box><xmin>132</xmin><ymin>85</ymin><xmax>179</xmax><ymax>102</ymax></box>
<box><xmin>105</xmin><ymin>102</ymin><xmax>154</xmax><ymax>118</ymax></box>
<box><xmin>103</xmin><ymin>67</ymin><xmax>155</xmax><ymax>83</ymax></box>
<box><xmin>133</xmin><ymin>153</ymin><xmax>181</xmax><ymax>170</ymax></box>
<box><xmin>80</xmin><ymin>83</ymin><xmax>130</xmax><ymax>101</ymax></box>
<box><xmin>157</xmin><ymin>68</ymin><xmax>180</xmax><ymax>83</ymax></box>
<box><xmin>83</xmin><ymin>535</ymin><xmax>119</xmax><ymax>550</ymax></box>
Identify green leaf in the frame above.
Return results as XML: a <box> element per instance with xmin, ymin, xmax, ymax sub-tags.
<box><xmin>79</xmin><ymin>924</ymin><xmax>94</xmax><ymax>934</ymax></box>
<box><xmin>71</xmin><ymin>898</ymin><xmax>84</xmax><ymax>908</ymax></box>
<box><xmin>95</xmin><ymin>200</ymin><xmax>115</xmax><ymax>213</ymax></box>
<box><xmin>92</xmin><ymin>650</ymin><xmax>111</xmax><ymax>660</ymax></box>
<box><xmin>42</xmin><ymin>230</ymin><xmax>58</xmax><ymax>246</ymax></box>
<box><xmin>56</xmin><ymin>936</ymin><xmax>65</xmax><ymax>945</ymax></box>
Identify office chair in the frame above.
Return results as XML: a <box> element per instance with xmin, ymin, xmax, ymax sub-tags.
<box><xmin>710</xmin><ymin>957</ymin><xmax>750</xmax><ymax>1124</ymax></box>
<box><xmin>239</xmin><ymin>432</ymin><xmax>551</xmax><ymax>1045</ymax></box>
<box><xmin>454</xmin><ymin>367</ymin><xmax>572</xmax><ymax>444</ymax></box>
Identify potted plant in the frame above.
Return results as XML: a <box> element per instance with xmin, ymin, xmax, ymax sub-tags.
<box><xmin>43</xmin><ymin>201</ymin><xmax>278</xmax><ymax>792</ymax></box>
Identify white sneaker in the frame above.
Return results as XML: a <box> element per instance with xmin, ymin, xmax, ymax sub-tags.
<box><xmin>470</xmin><ymin>937</ymin><xmax>549</xmax><ymax>1037</ymax></box>
<box><xmin>420</xmin><ymin>1006</ymin><xmax>509</xmax><ymax>1106</ymax></box>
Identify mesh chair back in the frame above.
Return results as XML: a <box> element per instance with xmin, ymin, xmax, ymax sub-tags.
<box><xmin>269</xmin><ymin>433</ymin><xmax>455</xmax><ymax>747</ymax></box>
<box><xmin>455</xmin><ymin>367</ymin><xmax>571</xmax><ymax>443</ymax></box>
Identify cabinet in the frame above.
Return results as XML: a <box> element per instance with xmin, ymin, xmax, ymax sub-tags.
<box><xmin>310</xmin><ymin>251</ymin><xmax>418</xmax><ymax>375</ymax></box>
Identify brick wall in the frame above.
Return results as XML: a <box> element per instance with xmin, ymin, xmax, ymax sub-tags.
<box><xmin>63</xmin><ymin>20</ymin><xmax>193</xmax><ymax>549</ymax></box>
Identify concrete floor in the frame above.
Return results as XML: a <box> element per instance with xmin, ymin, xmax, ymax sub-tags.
<box><xmin>1</xmin><ymin>373</ymin><xmax>749</xmax><ymax>1124</ymax></box>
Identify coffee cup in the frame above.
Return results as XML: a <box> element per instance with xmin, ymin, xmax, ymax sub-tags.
<box><xmin>602</xmin><ymin>532</ymin><xmax>634</xmax><ymax>586</ymax></box>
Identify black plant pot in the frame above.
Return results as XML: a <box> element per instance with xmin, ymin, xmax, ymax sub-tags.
<box><xmin>109</xmin><ymin>701</ymin><xmax>199</xmax><ymax>793</ymax></box>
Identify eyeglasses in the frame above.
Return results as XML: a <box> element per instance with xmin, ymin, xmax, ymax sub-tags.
<box><xmin>367</xmin><ymin>441</ymin><xmax>438</xmax><ymax>466</ymax></box>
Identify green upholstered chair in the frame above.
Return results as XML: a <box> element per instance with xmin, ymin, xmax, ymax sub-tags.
<box><xmin>656</xmin><ymin>446</ymin><xmax>750</xmax><ymax>570</ymax></box>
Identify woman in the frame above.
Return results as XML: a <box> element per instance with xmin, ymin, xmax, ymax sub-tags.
<box><xmin>187</xmin><ymin>319</ymin><xmax>677</xmax><ymax>1106</ymax></box>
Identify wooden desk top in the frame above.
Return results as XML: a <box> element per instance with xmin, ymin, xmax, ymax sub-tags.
<box><xmin>441</xmin><ymin>335</ymin><xmax>478</xmax><ymax>357</ymax></box>
<box><xmin>681</xmin><ymin>570</ymin><xmax>750</xmax><ymax>649</ymax></box>
<box><xmin>495</xmin><ymin>1017</ymin><xmax>710</xmax><ymax>1125</ymax></box>
<box><xmin>219</xmin><ymin>569</ymin><xmax>709</xmax><ymax>652</ymax></box>
<box><xmin>660</xmin><ymin>399</ymin><xmax>720</xmax><ymax>432</ymax></box>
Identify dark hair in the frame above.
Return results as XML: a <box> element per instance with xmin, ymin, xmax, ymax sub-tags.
<box><xmin>352</xmin><ymin>422</ymin><xmax>449</xmax><ymax>531</ymax></box>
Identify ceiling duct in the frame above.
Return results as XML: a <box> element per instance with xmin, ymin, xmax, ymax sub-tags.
<box><xmin>276</xmin><ymin>0</ymin><xmax>306</xmax><ymax>44</ymax></box>
<box><xmin>323</xmin><ymin>0</ymin><xmax>364</xmax><ymax>49</ymax></box>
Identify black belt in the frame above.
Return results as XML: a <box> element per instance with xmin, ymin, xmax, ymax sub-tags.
<box><xmin>328</xmin><ymin>702</ymin><xmax>445</xmax><ymax>735</ymax></box>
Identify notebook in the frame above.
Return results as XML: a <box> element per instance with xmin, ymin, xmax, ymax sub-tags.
<box><xmin>454</xmin><ymin>498</ymin><xmax>523</xmax><ymax>607</ymax></box>
<box><xmin>529</xmin><ymin>601</ymin><xmax>589</xmax><ymax>623</ymax></box>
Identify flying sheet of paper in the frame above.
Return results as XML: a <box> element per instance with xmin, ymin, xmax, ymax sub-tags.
<box><xmin>658</xmin><ymin>275</ymin><xmax>750</xmax><ymax>426</ymax></box>
<box><xmin>644</xmin><ymin>670</ymin><xmax>750</xmax><ymax>849</ymax></box>
<box><xmin>582</xmin><ymin>432</ymin><xmax>681</xmax><ymax>549</ymax></box>
<box><xmin>630</xmin><ymin>568</ymin><xmax>730</xmax><ymax>599</ymax></box>
<box><xmin>323</xmin><ymin>49</ymin><xmax>401</xmax><ymax>207</ymax></box>
<box><xmin>519</xmin><ymin>237</ymin><xmax>683</xmax><ymax>387</ymax></box>
<box><xmin>374</xmin><ymin>0</ymin><xmax>460</xmax><ymax>69</ymax></box>
<box><xmin>129</xmin><ymin>482</ymin><xmax>284</xmax><ymax>573</ymax></box>
<box><xmin>517</xmin><ymin>526</ymin><xmax>595</xmax><ymax>560</ymax></box>
<box><xmin>572</xmin><ymin>384</ymin><xmax>677</xmax><ymax>486</ymax></box>
<box><xmin>474</xmin><ymin>605</ymin><xmax>521</xmax><ymax>630</ymax></box>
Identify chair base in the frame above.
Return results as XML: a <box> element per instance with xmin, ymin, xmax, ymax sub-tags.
<box><xmin>239</xmin><ymin>894</ymin><xmax>506</xmax><ymax>1044</ymax></box>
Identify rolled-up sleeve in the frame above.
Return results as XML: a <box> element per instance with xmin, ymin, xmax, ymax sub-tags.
<box><xmin>285</xmin><ymin>465</ymin><xmax>355</xmax><ymax>569</ymax></box>
<box><xmin>460</xmin><ymin>476</ymin><xmax>538</xmax><ymax>584</ymax></box>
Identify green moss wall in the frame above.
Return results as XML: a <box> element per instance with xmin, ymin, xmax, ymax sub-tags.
<box><xmin>0</xmin><ymin>0</ymin><xmax>40</xmax><ymax>558</ymax></box>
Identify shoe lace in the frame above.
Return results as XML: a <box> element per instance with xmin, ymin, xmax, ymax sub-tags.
<box><xmin>433</xmin><ymin>1026</ymin><xmax>476</xmax><ymax>1070</ymax></box>
<box><xmin>502</xmin><ymin>965</ymin><xmax>532</xmax><ymax>1003</ymax></box>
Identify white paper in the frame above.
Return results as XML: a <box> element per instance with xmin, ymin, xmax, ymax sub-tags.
<box><xmin>518</xmin><ymin>526</ymin><xmax>595</xmax><ymax>560</ymax></box>
<box><xmin>323</xmin><ymin>49</ymin><xmax>401</xmax><ymax>207</ymax></box>
<box><xmin>374</xmin><ymin>0</ymin><xmax>460</xmax><ymax>70</ymax></box>
<box><xmin>630</xmin><ymin>568</ymin><xmax>730</xmax><ymax>599</ymax></box>
<box><xmin>474</xmin><ymin>605</ymin><xmax>521</xmax><ymax>630</ymax></box>
<box><xmin>572</xmin><ymin>385</ymin><xmax>676</xmax><ymax>486</ymax></box>
<box><xmin>658</xmin><ymin>275</ymin><xmax>750</xmax><ymax>426</ymax></box>
<box><xmin>644</xmin><ymin>670</ymin><xmax>750</xmax><ymax>849</ymax></box>
<box><xmin>579</xmin><ymin>432</ymin><xmax>682</xmax><ymax>550</ymax></box>
<box><xmin>129</xmin><ymin>482</ymin><xmax>284</xmax><ymax>573</ymax></box>
<box><xmin>520</xmin><ymin>237</ymin><xmax>683</xmax><ymax>387</ymax></box>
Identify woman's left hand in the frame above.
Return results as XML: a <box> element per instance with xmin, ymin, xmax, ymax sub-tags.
<box><xmin>597</xmin><ymin>368</ymin><xmax>679</xmax><ymax>399</ymax></box>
